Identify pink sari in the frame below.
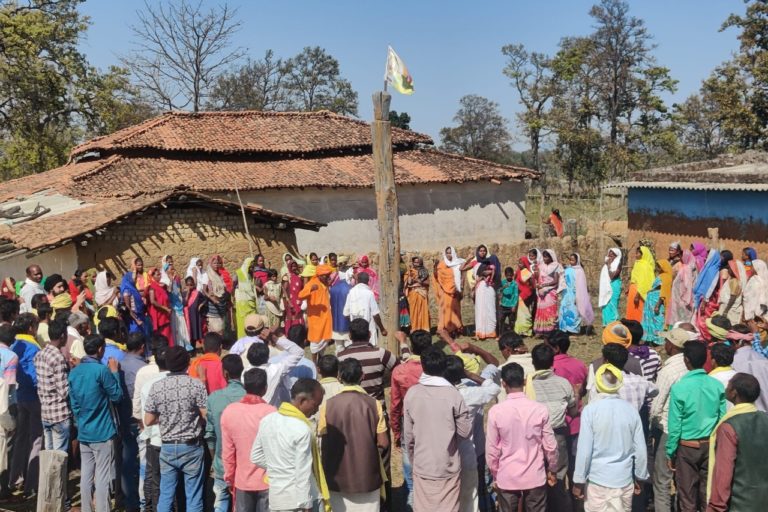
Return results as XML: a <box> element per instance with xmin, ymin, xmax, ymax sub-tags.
<box><xmin>356</xmin><ymin>255</ymin><xmax>380</xmax><ymax>300</ymax></box>
<box><xmin>284</xmin><ymin>272</ymin><xmax>305</xmax><ymax>331</ymax></box>
<box><xmin>691</xmin><ymin>242</ymin><xmax>708</xmax><ymax>273</ymax></box>
<box><xmin>669</xmin><ymin>250</ymin><xmax>696</xmax><ymax>325</ymax></box>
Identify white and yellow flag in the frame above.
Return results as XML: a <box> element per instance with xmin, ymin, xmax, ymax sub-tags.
<box><xmin>385</xmin><ymin>46</ymin><xmax>414</xmax><ymax>95</ymax></box>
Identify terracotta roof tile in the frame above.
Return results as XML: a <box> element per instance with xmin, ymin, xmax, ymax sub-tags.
<box><xmin>71</xmin><ymin>111</ymin><xmax>432</xmax><ymax>158</ymax></box>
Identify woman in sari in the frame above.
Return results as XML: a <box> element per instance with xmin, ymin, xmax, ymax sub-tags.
<box><xmin>669</xmin><ymin>241</ymin><xmax>683</xmax><ymax>269</ymax></box>
<box><xmin>186</xmin><ymin>257</ymin><xmax>208</xmax><ymax>292</ymax></box>
<box><xmin>300</xmin><ymin>252</ymin><xmax>320</xmax><ymax>282</ymax></box>
<box><xmin>433</xmin><ymin>246</ymin><xmax>465</xmax><ymax>336</ymax></box>
<box><xmin>183</xmin><ymin>276</ymin><xmax>206</xmax><ymax>345</ymax></box>
<box><xmin>131</xmin><ymin>257</ymin><xmax>150</xmax><ymax>295</ymax></box>
<box><xmin>283</xmin><ymin>260</ymin><xmax>306</xmax><ymax>332</ymax></box>
<box><xmin>94</xmin><ymin>270</ymin><xmax>119</xmax><ymax>308</ymax></box>
<box><xmin>474</xmin><ymin>244</ymin><xmax>502</xmax><ymax>289</ymax></box>
<box><xmin>742</xmin><ymin>247</ymin><xmax>758</xmax><ymax>277</ymax></box>
<box><xmin>514</xmin><ymin>257</ymin><xmax>535</xmax><ymax>336</ymax></box>
<box><xmin>693</xmin><ymin>248</ymin><xmax>722</xmax><ymax>340</ymax></box>
<box><xmin>356</xmin><ymin>255</ymin><xmax>380</xmax><ymax>300</ymax></box>
<box><xmin>548</xmin><ymin>209</ymin><xmax>564</xmax><ymax>237</ymax></box>
<box><xmin>234</xmin><ymin>257</ymin><xmax>258</xmax><ymax>338</ymax></box>
<box><xmin>147</xmin><ymin>267</ymin><xmax>173</xmax><ymax>344</ymax></box>
<box><xmin>534</xmin><ymin>250</ymin><xmax>563</xmax><ymax>335</ymax></box>
<box><xmin>559</xmin><ymin>253</ymin><xmax>594</xmax><ymax>334</ymax></box>
<box><xmin>691</xmin><ymin>241</ymin><xmax>709</xmax><ymax>272</ymax></box>
<box><xmin>743</xmin><ymin>259</ymin><xmax>768</xmax><ymax>328</ymax></box>
<box><xmin>280</xmin><ymin>252</ymin><xmax>305</xmax><ymax>281</ymax></box>
<box><xmin>642</xmin><ymin>260</ymin><xmax>671</xmax><ymax>345</ymax></box>
<box><xmin>598</xmin><ymin>248</ymin><xmax>622</xmax><ymax>326</ymax></box>
<box><xmin>1</xmin><ymin>277</ymin><xmax>15</xmax><ymax>300</ymax></box>
<box><xmin>121</xmin><ymin>264</ymin><xmax>151</xmax><ymax>337</ymax></box>
<box><xmin>404</xmin><ymin>256</ymin><xmax>431</xmax><ymax>331</ymax></box>
<box><xmin>626</xmin><ymin>246</ymin><xmax>655</xmax><ymax>322</ymax></box>
<box><xmin>162</xmin><ymin>255</ymin><xmax>190</xmax><ymax>349</ymax></box>
<box><xmin>669</xmin><ymin>250</ymin><xmax>697</xmax><ymax>325</ymax></box>
<box><xmin>205</xmin><ymin>255</ymin><xmax>230</xmax><ymax>335</ymax></box>
<box><xmin>719</xmin><ymin>257</ymin><xmax>747</xmax><ymax>325</ymax></box>
<box><xmin>473</xmin><ymin>264</ymin><xmax>497</xmax><ymax>340</ymax></box>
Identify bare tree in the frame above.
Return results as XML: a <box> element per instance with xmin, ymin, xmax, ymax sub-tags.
<box><xmin>123</xmin><ymin>0</ymin><xmax>244</xmax><ymax>112</ymax></box>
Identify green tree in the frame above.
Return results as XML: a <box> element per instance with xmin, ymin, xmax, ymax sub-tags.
<box><xmin>673</xmin><ymin>93</ymin><xmax>727</xmax><ymax>159</ymax></box>
<box><xmin>439</xmin><ymin>95</ymin><xmax>511</xmax><ymax>162</ymax></box>
<box><xmin>283</xmin><ymin>46</ymin><xmax>358</xmax><ymax>115</ymax></box>
<box><xmin>388</xmin><ymin>110</ymin><xmax>411</xmax><ymax>130</ymax></box>
<box><xmin>0</xmin><ymin>0</ymin><xmax>148</xmax><ymax>179</ymax></box>
<box><xmin>501</xmin><ymin>44</ymin><xmax>558</xmax><ymax>171</ymax></box>
<box><xmin>207</xmin><ymin>50</ymin><xmax>291</xmax><ymax>111</ymax></box>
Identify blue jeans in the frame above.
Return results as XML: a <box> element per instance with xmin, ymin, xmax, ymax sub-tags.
<box><xmin>401</xmin><ymin>444</ymin><xmax>413</xmax><ymax>507</ymax></box>
<box><xmin>42</xmin><ymin>419</ymin><xmax>70</xmax><ymax>452</ymax></box>
<box><xmin>119</xmin><ymin>424</ymin><xmax>140</xmax><ymax>511</ymax></box>
<box><xmin>213</xmin><ymin>476</ymin><xmax>231</xmax><ymax>512</ymax></box>
<box><xmin>158</xmin><ymin>443</ymin><xmax>205</xmax><ymax>512</ymax></box>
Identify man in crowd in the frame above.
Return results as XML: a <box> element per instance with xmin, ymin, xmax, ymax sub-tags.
<box><xmin>498</xmin><ymin>332</ymin><xmax>534</xmax><ymax>401</ymax></box>
<box><xmin>121</xmin><ymin>332</ymin><xmax>147</xmax><ymax>400</ymax></box>
<box><xmin>444</xmin><ymin>354</ymin><xmax>500</xmax><ymax>512</ymax></box>
<box><xmin>205</xmin><ymin>354</ymin><xmax>246</xmax><ymax>512</ymax></box>
<box><xmin>244</xmin><ymin>329</ymin><xmax>304</xmax><ymax>406</ymax></box>
<box><xmin>190</xmin><ymin>332</ymin><xmax>227</xmax><ymax>394</ymax></box>
<box><xmin>98</xmin><ymin>317</ymin><xmax>126</xmax><ymax>364</ymax></box>
<box><xmin>34</xmin><ymin>318</ymin><xmax>71</xmax><ymax>452</ymax></box>
<box><xmin>486</xmin><ymin>363</ymin><xmax>557</xmax><ymax>512</ymax></box>
<box><xmin>573</xmin><ymin>363</ymin><xmax>648</xmax><ymax>511</ymax></box>
<box><xmin>298</xmin><ymin>264</ymin><xmax>334</xmax><ymax>360</ymax></box>
<box><xmin>528</xmin><ymin>343</ymin><xmax>577</xmax><ymax>511</ymax></box>
<box><xmin>229</xmin><ymin>314</ymin><xmax>269</xmax><ymax>364</ymax></box>
<box><xmin>144</xmin><ymin>346</ymin><xmax>208</xmax><ymax>512</ymax></box>
<box><xmin>389</xmin><ymin>329</ymin><xmax>432</xmax><ymax>507</ymax></box>
<box><xmin>65</xmin><ymin>310</ymin><xmax>90</xmax><ymax>361</ymax></box>
<box><xmin>707</xmin><ymin>373</ymin><xmax>768</xmax><ymax>511</ymax></box>
<box><xmin>19</xmin><ymin>265</ymin><xmax>44</xmax><ymax>313</ymax></box>
<box><xmin>597</xmin><ymin>344</ymin><xmax>658</xmax><ymax>411</ymax></box>
<box><xmin>330</xmin><ymin>264</ymin><xmax>353</xmax><ymax>347</ymax></box>
<box><xmin>251</xmin><ymin>379</ymin><xmax>326</xmax><ymax>512</ymax></box>
<box><xmin>733</xmin><ymin>320</ymin><xmax>768</xmax><ymax>411</ymax></box>
<box><xmin>138</xmin><ymin>344</ymin><xmax>169</xmax><ymax>512</ymax></box>
<box><xmin>221</xmin><ymin>368</ymin><xmax>276</xmax><ymax>512</ymax></box>
<box><xmin>319</xmin><ymin>358</ymin><xmax>388</xmax><ymax>511</ymax></box>
<box><xmin>404</xmin><ymin>345</ymin><xmax>472</xmax><ymax>511</ymax></box>
<box><xmin>666</xmin><ymin>341</ymin><xmax>726</xmax><ymax>512</ymax></box>
<box><xmin>338</xmin><ymin>318</ymin><xmax>408</xmax><ymax>403</ymax></box>
<box><xmin>709</xmin><ymin>343</ymin><xmax>736</xmax><ymax>398</ymax></box>
<box><xmin>343</xmin><ymin>271</ymin><xmax>387</xmax><ymax>346</ymax></box>
<box><xmin>10</xmin><ymin>313</ymin><xmax>42</xmax><ymax>498</ymax></box>
<box><xmin>69</xmin><ymin>334</ymin><xmax>123</xmax><ymax>512</ymax></box>
<box><xmin>318</xmin><ymin>355</ymin><xmax>344</xmax><ymax>404</ymax></box>
<box><xmin>650</xmin><ymin>327</ymin><xmax>689</xmax><ymax>511</ymax></box>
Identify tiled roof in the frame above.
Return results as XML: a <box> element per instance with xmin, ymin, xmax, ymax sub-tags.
<box><xmin>0</xmin><ymin>190</ymin><xmax>322</xmax><ymax>255</ymax></box>
<box><xmin>71</xmin><ymin>110</ymin><xmax>432</xmax><ymax>158</ymax></box>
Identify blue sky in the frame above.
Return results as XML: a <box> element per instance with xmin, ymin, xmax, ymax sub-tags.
<box><xmin>79</xmin><ymin>0</ymin><xmax>743</xmax><ymax>144</ymax></box>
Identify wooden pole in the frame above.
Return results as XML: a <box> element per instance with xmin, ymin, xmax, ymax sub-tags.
<box><xmin>235</xmin><ymin>186</ymin><xmax>255</xmax><ymax>258</ymax></box>
<box><xmin>371</xmin><ymin>91</ymin><xmax>401</xmax><ymax>355</ymax></box>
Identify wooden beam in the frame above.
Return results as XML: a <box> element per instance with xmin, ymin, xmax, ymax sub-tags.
<box><xmin>371</xmin><ymin>91</ymin><xmax>401</xmax><ymax>354</ymax></box>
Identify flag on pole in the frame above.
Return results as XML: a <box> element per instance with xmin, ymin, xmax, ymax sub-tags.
<box><xmin>385</xmin><ymin>46</ymin><xmax>414</xmax><ymax>95</ymax></box>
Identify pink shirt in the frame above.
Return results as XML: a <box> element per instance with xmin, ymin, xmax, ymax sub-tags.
<box><xmin>552</xmin><ymin>353</ymin><xmax>587</xmax><ymax>435</ymax></box>
<box><xmin>486</xmin><ymin>392</ymin><xmax>558</xmax><ymax>491</ymax></box>
<box><xmin>221</xmin><ymin>396</ymin><xmax>277</xmax><ymax>491</ymax></box>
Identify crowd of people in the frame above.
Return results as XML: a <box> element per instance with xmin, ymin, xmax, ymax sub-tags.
<box><xmin>0</xmin><ymin>238</ymin><xmax>764</xmax><ymax>512</ymax></box>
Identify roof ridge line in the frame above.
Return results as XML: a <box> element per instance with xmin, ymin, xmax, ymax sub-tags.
<box><xmin>70</xmin><ymin>154</ymin><xmax>123</xmax><ymax>183</ymax></box>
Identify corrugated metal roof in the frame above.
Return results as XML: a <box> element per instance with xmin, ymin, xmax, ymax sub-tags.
<box><xmin>604</xmin><ymin>181</ymin><xmax>768</xmax><ymax>192</ymax></box>
<box><xmin>0</xmin><ymin>191</ymin><xmax>89</xmax><ymax>226</ymax></box>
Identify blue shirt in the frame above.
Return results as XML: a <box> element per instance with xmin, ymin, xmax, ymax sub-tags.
<box><xmin>330</xmin><ymin>280</ymin><xmax>352</xmax><ymax>334</ymax></box>
<box><xmin>101</xmin><ymin>341</ymin><xmax>126</xmax><ymax>366</ymax></box>
<box><xmin>119</xmin><ymin>353</ymin><xmax>147</xmax><ymax>399</ymax></box>
<box><xmin>270</xmin><ymin>354</ymin><xmax>317</xmax><ymax>389</ymax></box>
<box><xmin>69</xmin><ymin>356</ymin><xmax>123</xmax><ymax>443</ymax></box>
<box><xmin>11</xmin><ymin>335</ymin><xmax>40</xmax><ymax>403</ymax></box>
<box><xmin>574</xmin><ymin>394</ymin><xmax>649</xmax><ymax>488</ymax></box>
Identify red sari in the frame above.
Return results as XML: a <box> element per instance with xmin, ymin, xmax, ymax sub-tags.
<box><xmin>284</xmin><ymin>272</ymin><xmax>305</xmax><ymax>332</ymax></box>
<box><xmin>148</xmin><ymin>280</ymin><xmax>172</xmax><ymax>344</ymax></box>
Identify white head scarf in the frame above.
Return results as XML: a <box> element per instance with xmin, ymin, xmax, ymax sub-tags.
<box><xmin>443</xmin><ymin>246</ymin><xmax>466</xmax><ymax>292</ymax></box>
<box><xmin>95</xmin><ymin>270</ymin><xmax>117</xmax><ymax>307</ymax></box>
<box><xmin>186</xmin><ymin>257</ymin><xmax>208</xmax><ymax>291</ymax></box>
<box><xmin>599</xmin><ymin>248</ymin><xmax>622</xmax><ymax>307</ymax></box>
<box><xmin>744</xmin><ymin>259</ymin><xmax>768</xmax><ymax>321</ymax></box>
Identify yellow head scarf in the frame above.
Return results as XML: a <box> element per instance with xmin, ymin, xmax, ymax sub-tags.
<box><xmin>631</xmin><ymin>246</ymin><xmax>656</xmax><ymax>299</ymax></box>
<box><xmin>602</xmin><ymin>321</ymin><xmax>632</xmax><ymax>349</ymax></box>
<box><xmin>595</xmin><ymin>363</ymin><xmax>624</xmax><ymax>394</ymax></box>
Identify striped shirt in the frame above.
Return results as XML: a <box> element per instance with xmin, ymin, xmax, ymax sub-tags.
<box><xmin>337</xmin><ymin>342</ymin><xmax>410</xmax><ymax>400</ymax></box>
<box><xmin>628</xmin><ymin>346</ymin><xmax>662</xmax><ymax>382</ymax></box>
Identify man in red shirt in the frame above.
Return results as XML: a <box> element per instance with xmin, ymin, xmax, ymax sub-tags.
<box><xmin>390</xmin><ymin>329</ymin><xmax>433</xmax><ymax>508</ymax></box>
